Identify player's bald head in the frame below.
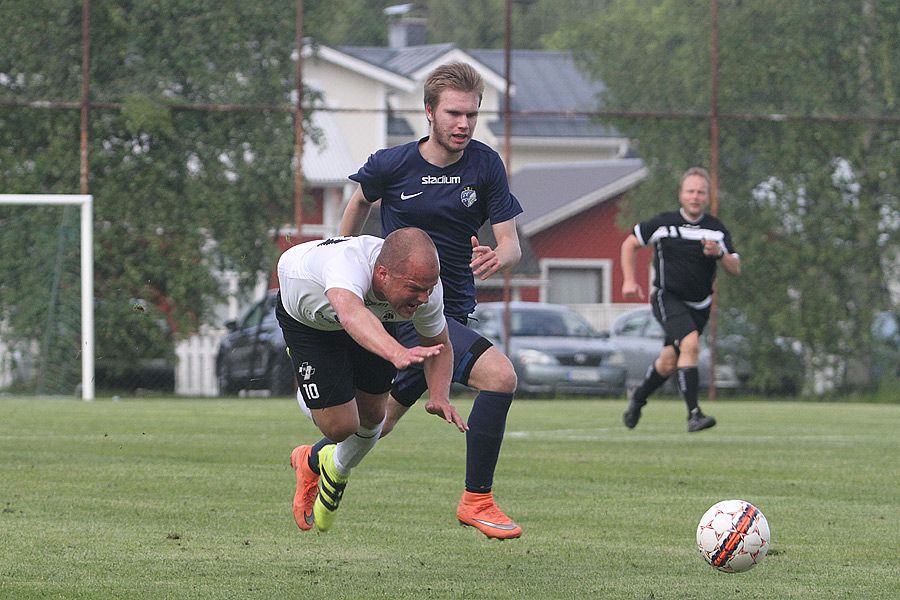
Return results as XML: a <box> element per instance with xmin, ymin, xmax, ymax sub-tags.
<box><xmin>376</xmin><ymin>227</ymin><xmax>440</xmax><ymax>278</ymax></box>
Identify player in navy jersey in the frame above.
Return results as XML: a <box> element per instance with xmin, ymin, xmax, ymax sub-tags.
<box><xmin>330</xmin><ymin>62</ymin><xmax>523</xmax><ymax>539</ymax></box>
<box><xmin>620</xmin><ymin>167</ymin><xmax>741</xmax><ymax>432</ymax></box>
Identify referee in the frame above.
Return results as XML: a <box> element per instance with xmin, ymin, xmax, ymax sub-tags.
<box><xmin>620</xmin><ymin>167</ymin><xmax>741</xmax><ymax>432</ymax></box>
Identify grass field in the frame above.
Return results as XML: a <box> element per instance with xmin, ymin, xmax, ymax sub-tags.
<box><xmin>0</xmin><ymin>395</ymin><xmax>897</xmax><ymax>599</ymax></box>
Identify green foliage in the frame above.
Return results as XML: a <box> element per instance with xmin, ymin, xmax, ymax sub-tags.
<box><xmin>0</xmin><ymin>1</ymin><xmax>314</xmax><ymax>370</ymax></box>
<box><xmin>0</xmin><ymin>204</ymin><xmax>83</xmax><ymax>394</ymax></box>
<box><xmin>305</xmin><ymin>0</ymin><xmax>389</xmax><ymax>47</ymax></box>
<box><xmin>1</xmin><ymin>397</ymin><xmax>898</xmax><ymax>599</ymax></box>
<box><xmin>563</xmin><ymin>0</ymin><xmax>900</xmax><ymax>391</ymax></box>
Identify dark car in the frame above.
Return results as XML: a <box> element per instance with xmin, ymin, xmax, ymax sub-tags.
<box><xmin>216</xmin><ymin>290</ymin><xmax>295</xmax><ymax>396</ymax></box>
<box><xmin>603</xmin><ymin>307</ymin><xmax>749</xmax><ymax>391</ymax></box>
<box><xmin>467</xmin><ymin>302</ymin><xmax>627</xmax><ymax>397</ymax></box>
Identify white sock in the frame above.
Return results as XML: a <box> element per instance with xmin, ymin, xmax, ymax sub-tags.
<box><xmin>296</xmin><ymin>389</ymin><xmax>315</xmax><ymax>424</ymax></box>
<box><xmin>333</xmin><ymin>418</ymin><xmax>385</xmax><ymax>475</ymax></box>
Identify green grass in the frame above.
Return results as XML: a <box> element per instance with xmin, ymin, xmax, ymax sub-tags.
<box><xmin>1</xmin><ymin>396</ymin><xmax>897</xmax><ymax>599</ymax></box>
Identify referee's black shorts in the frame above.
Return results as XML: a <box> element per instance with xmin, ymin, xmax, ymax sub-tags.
<box><xmin>275</xmin><ymin>292</ymin><xmax>396</xmax><ymax>410</ymax></box>
<box><xmin>651</xmin><ymin>289</ymin><xmax>711</xmax><ymax>350</ymax></box>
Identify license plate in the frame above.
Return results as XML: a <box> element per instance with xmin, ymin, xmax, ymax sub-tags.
<box><xmin>568</xmin><ymin>369</ymin><xmax>600</xmax><ymax>382</ymax></box>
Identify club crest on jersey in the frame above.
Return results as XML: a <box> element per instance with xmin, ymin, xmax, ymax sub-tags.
<box><xmin>460</xmin><ymin>187</ymin><xmax>477</xmax><ymax>207</ymax></box>
<box><xmin>382</xmin><ymin>311</ymin><xmax>395</xmax><ymax>321</ymax></box>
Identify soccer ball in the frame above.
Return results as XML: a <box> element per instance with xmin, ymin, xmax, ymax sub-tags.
<box><xmin>696</xmin><ymin>499</ymin><xmax>770</xmax><ymax>573</ymax></box>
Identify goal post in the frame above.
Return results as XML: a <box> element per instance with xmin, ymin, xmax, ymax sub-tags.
<box><xmin>0</xmin><ymin>194</ymin><xmax>94</xmax><ymax>401</ymax></box>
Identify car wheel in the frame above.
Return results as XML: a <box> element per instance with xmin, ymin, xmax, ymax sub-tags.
<box><xmin>268</xmin><ymin>353</ymin><xmax>296</xmax><ymax>397</ymax></box>
<box><xmin>217</xmin><ymin>358</ymin><xmax>239</xmax><ymax>396</ymax></box>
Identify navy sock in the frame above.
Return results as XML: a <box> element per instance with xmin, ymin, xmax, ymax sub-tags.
<box><xmin>634</xmin><ymin>365</ymin><xmax>668</xmax><ymax>404</ymax></box>
<box><xmin>309</xmin><ymin>438</ymin><xmax>333</xmax><ymax>474</ymax></box>
<box><xmin>677</xmin><ymin>367</ymin><xmax>700</xmax><ymax>413</ymax></box>
<box><xmin>465</xmin><ymin>391</ymin><xmax>514</xmax><ymax>493</ymax></box>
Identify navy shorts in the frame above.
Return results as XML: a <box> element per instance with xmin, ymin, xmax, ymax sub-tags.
<box><xmin>275</xmin><ymin>292</ymin><xmax>396</xmax><ymax>409</ymax></box>
<box><xmin>651</xmin><ymin>289</ymin><xmax>710</xmax><ymax>350</ymax></box>
<box><xmin>391</xmin><ymin>316</ymin><xmax>493</xmax><ymax>407</ymax></box>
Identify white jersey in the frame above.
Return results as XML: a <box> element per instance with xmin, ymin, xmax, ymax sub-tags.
<box><xmin>277</xmin><ymin>235</ymin><xmax>446</xmax><ymax>337</ymax></box>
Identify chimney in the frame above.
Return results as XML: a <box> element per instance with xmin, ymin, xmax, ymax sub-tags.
<box><xmin>384</xmin><ymin>4</ymin><xmax>427</xmax><ymax>49</ymax></box>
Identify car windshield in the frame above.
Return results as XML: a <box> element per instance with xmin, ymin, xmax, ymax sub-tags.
<box><xmin>510</xmin><ymin>309</ymin><xmax>599</xmax><ymax>338</ymax></box>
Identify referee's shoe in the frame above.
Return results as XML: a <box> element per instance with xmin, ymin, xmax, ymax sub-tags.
<box><xmin>688</xmin><ymin>408</ymin><xmax>716</xmax><ymax>432</ymax></box>
<box><xmin>623</xmin><ymin>387</ymin><xmax>645</xmax><ymax>429</ymax></box>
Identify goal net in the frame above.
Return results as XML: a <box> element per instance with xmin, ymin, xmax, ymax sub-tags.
<box><xmin>0</xmin><ymin>195</ymin><xmax>94</xmax><ymax>400</ymax></box>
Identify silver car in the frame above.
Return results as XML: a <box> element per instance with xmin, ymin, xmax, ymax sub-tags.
<box><xmin>604</xmin><ymin>307</ymin><xmax>748</xmax><ymax>391</ymax></box>
<box><xmin>468</xmin><ymin>302</ymin><xmax>627</xmax><ymax>397</ymax></box>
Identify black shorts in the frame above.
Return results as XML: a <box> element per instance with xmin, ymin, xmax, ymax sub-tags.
<box><xmin>275</xmin><ymin>292</ymin><xmax>396</xmax><ymax>410</ymax></box>
<box><xmin>651</xmin><ymin>289</ymin><xmax>710</xmax><ymax>350</ymax></box>
<box><xmin>391</xmin><ymin>316</ymin><xmax>493</xmax><ymax>407</ymax></box>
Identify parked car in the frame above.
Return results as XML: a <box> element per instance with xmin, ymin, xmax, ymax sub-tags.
<box><xmin>603</xmin><ymin>307</ymin><xmax>750</xmax><ymax>391</ymax></box>
<box><xmin>216</xmin><ymin>290</ymin><xmax>295</xmax><ymax>396</ymax></box>
<box><xmin>467</xmin><ymin>302</ymin><xmax>627</xmax><ymax>397</ymax></box>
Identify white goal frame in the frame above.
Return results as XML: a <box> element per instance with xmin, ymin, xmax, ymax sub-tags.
<box><xmin>0</xmin><ymin>194</ymin><xmax>94</xmax><ymax>401</ymax></box>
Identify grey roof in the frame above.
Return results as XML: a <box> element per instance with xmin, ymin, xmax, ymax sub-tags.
<box><xmin>337</xmin><ymin>44</ymin><xmax>616</xmax><ymax>139</ymax></box>
<box><xmin>467</xmin><ymin>49</ymin><xmax>615</xmax><ymax>139</ymax></box>
<box><xmin>387</xmin><ymin>111</ymin><xmax>415</xmax><ymax>137</ymax></box>
<box><xmin>339</xmin><ymin>43</ymin><xmax>459</xmax><ymax>78</ymax></box>
<box><xmin>511</xmin><ymin>158</ymin><xmax>647</xmax><ymax>236</ymax></box>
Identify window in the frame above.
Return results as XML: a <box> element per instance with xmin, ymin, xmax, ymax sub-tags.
<box><xmin>540</xmin><ymin>258</ymin><xmax>612</xmax><ymax>304</ymax></box>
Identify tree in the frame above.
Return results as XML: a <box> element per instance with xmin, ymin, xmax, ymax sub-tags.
<box><xmin>0</xmin><ymin>0</ymin><xmax>325</xmax><ymax>391</ymax></box>
<box><xmin>555</xmin><ymin>0</ymin><xmax>900</xmax><ymax>392</ymax></box>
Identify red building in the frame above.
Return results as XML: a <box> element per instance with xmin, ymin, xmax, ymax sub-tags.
<box><xmin>478</xmin><ymin>158</ymin><xmax>652</xmax><ymax>307</ymax></box>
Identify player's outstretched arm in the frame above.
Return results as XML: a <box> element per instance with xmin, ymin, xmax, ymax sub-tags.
<box><xmin>419</xmin><ymin>325</ymin><xmax>467</xmax><ymax>432</ymax></box>
<box><xmin>326</xmin><ymin>287</ymin><xmax>443</xmax><ymax>369</ymax></box>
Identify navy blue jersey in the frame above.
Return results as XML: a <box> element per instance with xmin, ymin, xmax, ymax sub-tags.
<box><xmin>634</xmin><ymin>210</ymin><xmax>737</xmax><ymax>305</ymax></box>
<box><xmin>350</xmin><ymin>137</ymin><xmax>523</xmax><ymax>318</ymax></box>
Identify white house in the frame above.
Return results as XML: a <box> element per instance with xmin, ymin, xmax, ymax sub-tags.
<box><xmin>177</xmin><ymin>22</ymin><xmax>649</xmax><ymax>395</ymax></box>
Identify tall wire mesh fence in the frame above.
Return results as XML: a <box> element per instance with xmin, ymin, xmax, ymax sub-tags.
<box><xmin>2</xmin><ymin>1</ymin><xmax>899</xmax><ymax>396</ymax></box>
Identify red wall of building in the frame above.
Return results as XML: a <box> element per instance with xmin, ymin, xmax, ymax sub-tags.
<box><xmin>526</xmin><ymin>195</ymin><xmax>652</xmax><ymax>304</ymax></box>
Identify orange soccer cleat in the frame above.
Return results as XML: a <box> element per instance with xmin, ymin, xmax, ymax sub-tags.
<box><xmin>290</xmin><ymin>445</ymin><xmax>319</xmax><ymax>531</ymax></box>
<box><xmin>457</xmin><ymin>491</ymin><xmax>522</xmax><ymax>539</ymax></box>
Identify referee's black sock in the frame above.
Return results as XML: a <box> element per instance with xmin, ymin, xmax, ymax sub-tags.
<box><xmin>633</xmin><ymin>365</ymin><xmax>669</xmax><ymax>404</ymax></box>
<box><xmin>464</xmin><ymin>390</ymin><xmax>513</xmax><ymax>494</ymax></box>
<box><xmin>677</xmin><ymin>367</ymin><xmax>700</xmax><ymax>414</ymax></box>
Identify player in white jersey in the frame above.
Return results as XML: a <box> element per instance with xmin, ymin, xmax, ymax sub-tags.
<box><xmin>278</xmin><ymin>228</ymin><xmax>465</xmax><ymax>532</ymax></box>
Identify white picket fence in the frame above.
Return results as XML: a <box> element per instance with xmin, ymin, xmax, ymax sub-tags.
<box><xmin>174</xmin><ymin>329</ymin><xmax>226</xmax><ymax>397</ymax></box>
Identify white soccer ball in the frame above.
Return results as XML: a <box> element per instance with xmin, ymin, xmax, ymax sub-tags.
<box><xmin>696</xmin><ymin>499</ymin><xmax>770</xmax><ymax>573</ymax></box>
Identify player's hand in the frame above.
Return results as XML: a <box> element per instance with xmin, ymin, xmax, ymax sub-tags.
<box><xmin>470</xmin><ymin>236</ymin><xmax>501</xmax><ymax>280</ymax></box>
<box><xmin>425</xmin><ymin>396</ymin><xmax>468</xmax><ymax>433</ymax></box>
<box><xmin>392</xmin><ymin>344</ymin><xmax>443</xmax><ymax>370</ymax></box>
<box><xmin>622</xmin><ymin>280</ymin><xmax>645</xmax><ymax>300</ymax></box>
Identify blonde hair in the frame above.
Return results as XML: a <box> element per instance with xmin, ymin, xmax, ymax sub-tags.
<box><xmin>680</xmin><ymin>167</ymin><xmax>711</xmax><ymax>191</ymax></box>
<box><xmin>423</xmin><ymin>62</ymin><xmax>484</xmax><ymax>112</ymax></box>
